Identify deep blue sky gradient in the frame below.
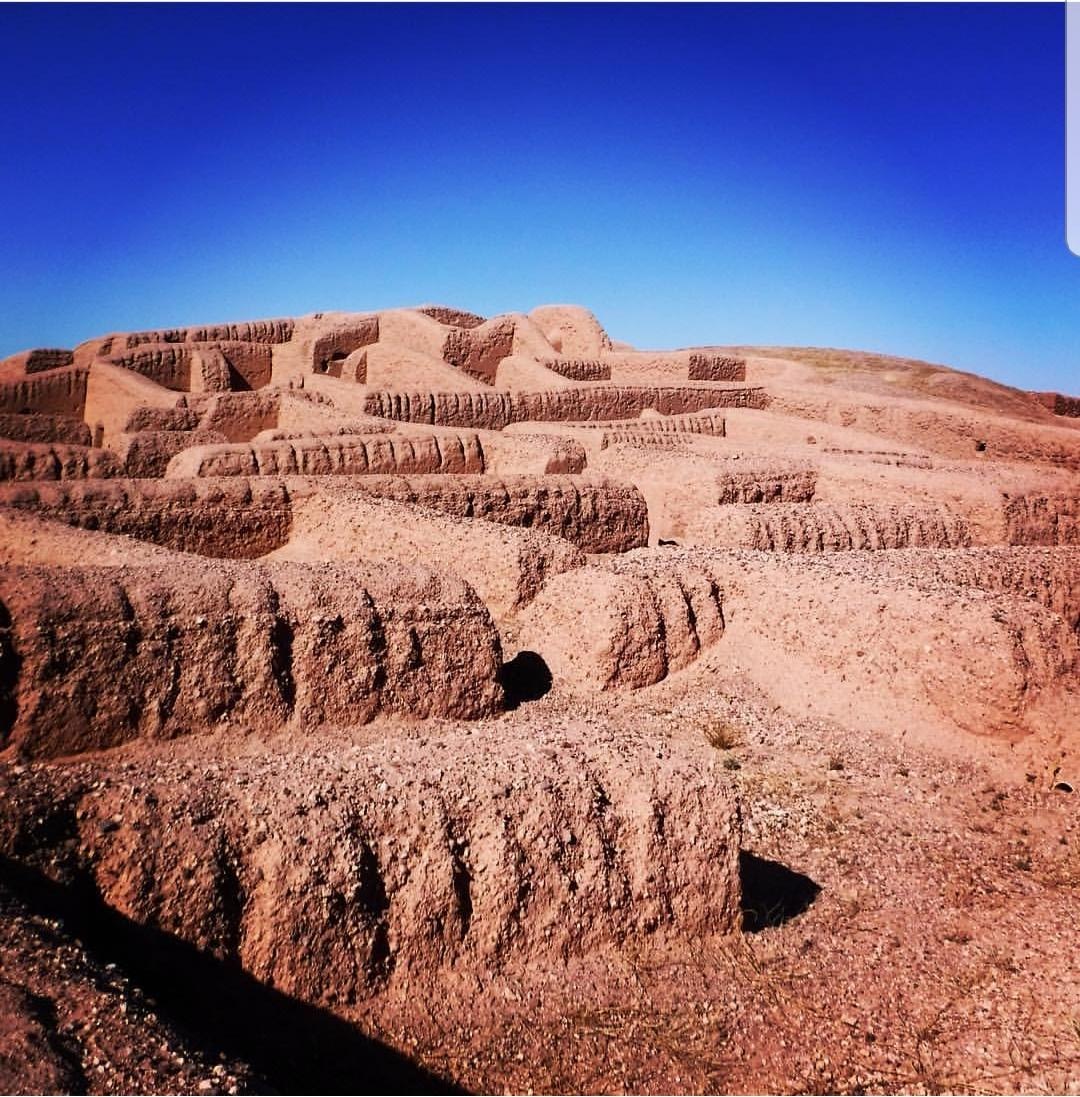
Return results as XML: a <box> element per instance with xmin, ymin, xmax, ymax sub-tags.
<box><xmin>2</xmin><ymin>3</ymin><xmax>1076</xmax><ymax>391</ymax></box>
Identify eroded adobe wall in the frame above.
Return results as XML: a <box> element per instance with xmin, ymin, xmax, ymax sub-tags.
<box><xmin>0</xmin><ymin>413</ymin><xmax>92</xmax><ymax>447</ymax></box>
<box><xmin>554</xmin><ymin>410</ymin><xmax>729</xmax><ymax>437</ymax></box>
<box><xmin>333</xmin><ymin>475</ymin><xmax>649</xmax><ymax>553</ymax></box>
<box><xmin>363</xmin><ymin>385</ymin><xmax>767</xmax><ymax>428</ymax></box>
<box><xmin>118</xmin><ymin>430</ymin><xmax>230</xmax><ymax>478</ymax></box>
<box><xmin>0</xmin><ymin>479</ymin><xmax>293</xmax><ymax>558</ymax></box>
<box><xmin>689</xmin><ymin>502</ymin><xmax>973</xmax><ymax>552</ymax></box>
<box><xmin>1002</xmin><ymin>494</ymin><xmax>1080</xmax><ymax>546</ymax></box>
<box><xmin>0</xmin><ymin>368</ymin><xmax>88</xmax><ymax>417</ymax></box>
<box><xmin>1034</xmin><ymin>391</ymin><xmax>1080</xmax><ymax>418</ymax></box>
<box><xmin>0</xmin><ymin>559</ymin><xmax>503</xmax><ymax>759</ymax></box>
<box><xmin>516</xmin><ymin>560</ymin><xmax>725</xmax><ymax>690</ymax></box>
<box><xmin>687</xmin><ymin>354</ymin><xmax>747</xmax><ymax>382</ymax></box>
<box><xmin>713</xmin><ymin>460</ymin><xmax>818</xmax><ymax>504</ymax></box>
<box><xmin>541</xmin><ymin>358</ymin><xmax>612</xmax><ymax>382</ymax></box>
<box><xmin>117</xmin><ymin>318</ymin><xmax>296</xmax><ymax>348</ymax></box>
<box><xmin>417</xmin><ymin>305</ymin><xmax>486</xmax><ymax>328</ymax></box>
<box><xmin>164</xmin><ymin>433</ymin><xmax>486</xmax><ymax>478</ymax></box>
<box><xmin>0</xmin><ymin>727</ymin><xmax>741</xmax><ymax>999</ymax></box>
<box><xmin>441</xmin><ymin>318</ymin><xmax>516</xmax><ymax>384</ymax></box>
<box><xmin>0</xmin><ymin>349</ymin><xmax>75</xmax><ymax>375</ymax></box>
<box><xmin>0</xmin><ymin>444</ymin><xmax>124</xmax><ymax>481</ymax></box>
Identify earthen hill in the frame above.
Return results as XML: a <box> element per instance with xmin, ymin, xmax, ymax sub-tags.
<box><xmin>0</xmin><ymin>303</ymin><xmax>1077</xmax><ymax>1093</ymax></box>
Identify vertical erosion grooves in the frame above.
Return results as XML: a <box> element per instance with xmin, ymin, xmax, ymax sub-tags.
<box><xmin>0</xmin><ymin>368</ymin><xmax>89</xmax><ymax>417</ymax></box>
<box><xmin>541</xmin><ymin>358</ymin><xmax>612</xmax><ymax>381</ymax></box>
<box><xmin>688</xmin><ymin>502</ymin><xmax>972</xmax><ymax>552</ymax></box>
<box><xmin>329</xmin><ymin>475</ymin><xmax>650</xmax><ymax>553</ymax></box>
<box><xmin>118</xmin><ymin>319</ymin><xmax>296</xmax><ymax>347</ymax></box>
<box><xmin>1002</xmin><ymin>494</ymin><xmax>1080</xmax><ymax>546</ymax></box>
<box><xmin>713</xmin><ymin>460</ymin><xmax>818</xmax><ymax>504</ymax></box>
<box><xmin>0</xmin><ymin>560</ymin><xmax>504</xmax><ymax>759</ymax></box>
<box><xmin>0</xmin><ymin>728</ymin><xmax>741</xmax><ymax>1003</ymax></box>
<box><xmin>164</xmin><ymin>433</ymin><xmax>486</xmax><ymax>478</ymax></box>
<box><xmin>515</xmin><ymin>558</ymin><xmax>725</xmax><ymax>690</ymax></box>
<box><xmin>362</xmin><ymin>385</ymin><xmax>768</xmax><ymax>427</ymax></box>
<box><xmin>0</xmin><ymin>479</ymin><xmax>294</xmax><ymax>559</ymax></box>
<box><xmin>0</xmin><ymin>444</ymin><xmax>124</xmax><ymax>482</ymax></box>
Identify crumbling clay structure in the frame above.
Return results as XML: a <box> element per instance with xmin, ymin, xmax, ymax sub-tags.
<box><xmin>0</xmin><ymin>304</ymin><xmax>1078</xmax><ymax>1094</ymax></box>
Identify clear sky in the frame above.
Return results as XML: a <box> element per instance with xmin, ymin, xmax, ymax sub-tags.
<box><xmin>2</xmin><ymin>2</ymin><xmax>1077</xmax><ymax>392</ymax></box>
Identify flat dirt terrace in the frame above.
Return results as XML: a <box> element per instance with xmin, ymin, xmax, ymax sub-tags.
<box><xmin>0</xmin><ymin>303</ymin><xmax>1077</xmax><ymax>1094</ymax></box>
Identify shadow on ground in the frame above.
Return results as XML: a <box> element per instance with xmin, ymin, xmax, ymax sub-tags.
<box><xmin>739</xmin><ymin>851</ymin><xmax>821</xmax><ymax>933</ymax></box>
<box><xmin>0</xmin><ymin>857</ymin><xmax>464</xmax><ymax>1095</ymax></box>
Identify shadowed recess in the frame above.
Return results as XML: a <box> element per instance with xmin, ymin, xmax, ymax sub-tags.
<box><xmin>739</xmin><ymin>851</ymin><xmax>821</xmax><ymax>933</ymax></box>
<box><xmin>0</xmin><ymin>857</ymin><xmax>464</xmax><ymax>1095</ymax></box>
<box><xmin>498</xmin><ymin>650</ymin><xmax>553</xmax><ymax>708</ymax></box>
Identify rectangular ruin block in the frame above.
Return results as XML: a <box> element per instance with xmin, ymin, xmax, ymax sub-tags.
<box><xmin>0</xmin><ymin>560</ymin><xmax>503</xmax><ymax>759</ymax></box>
<box><xmin>0</xmin><ymin>367</ymin><xmax>89</xmax><ymax>417</ymax></box>
<box><xmin>542</xmin><ymin>358</ymin><xmax>612</xmax><ymax>381</ymax></box>
<box><xmin>688</xmin><ymin>354</ymin><xmax>747</xmax><ymax>382</ymax></box>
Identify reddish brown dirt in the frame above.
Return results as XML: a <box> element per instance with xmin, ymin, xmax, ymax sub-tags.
<box><xmin>0</xmin><ymin>304</ymin><xmax>1078</xmax><ymax>1094</ymax></box>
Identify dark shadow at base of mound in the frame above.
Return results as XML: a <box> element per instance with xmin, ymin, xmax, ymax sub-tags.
<box><xmin>499</xmin><ymin>650</ymin><xmax>553</xmax><ymax>708</ymax></box>
<box><xmin>739</xmin><ymin>851</ymin><xmax>821</xmax><ymax>933</ymax></box>
<box><xmin>0</xmin><ymin>857</ymin><xmax>464</xmax><ymax>1095</ymax></box>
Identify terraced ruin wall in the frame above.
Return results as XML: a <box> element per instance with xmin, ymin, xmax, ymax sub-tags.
<box><xmin>0</xmin><ymin>560</ymin><xmax>504</xmax><ymax>759</ymax></box>
<box><xmin>363</xmin><ymin>385</ymin><xmax>767</xmax><ymax>428</ymax></box>
<box><xmin>165</xmin><ymin>433</ymin><xmax>486</xmax><ymax>478</ymax></box>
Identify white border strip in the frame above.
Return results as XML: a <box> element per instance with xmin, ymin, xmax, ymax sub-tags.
<box><xmin>1069</xmin><ymin>3</ymin><xmax>1080</xmax><ymax>254</ymax></box>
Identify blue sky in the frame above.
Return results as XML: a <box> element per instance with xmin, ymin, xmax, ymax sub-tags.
<box><xmin>1</xmin><ymin>3</ymin><xmax>1076</xmax><ymax>391</ymax></box>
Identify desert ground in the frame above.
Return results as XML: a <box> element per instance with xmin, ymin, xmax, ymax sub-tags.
<box><xmin>0</xmin><ymin>303</ymin><xmax>1077</xmax><ymax>1095</ymax></box>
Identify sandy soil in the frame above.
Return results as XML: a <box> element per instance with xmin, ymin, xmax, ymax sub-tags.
<box><xmin>0</xmin><ymin>304</ymin><xmax>1078</xmax><ymax>1094</ymax></box>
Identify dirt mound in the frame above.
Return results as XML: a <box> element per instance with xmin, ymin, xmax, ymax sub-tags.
<box><xmin>528</xmin><ymin>305</ymin><xmax>613</xmax><ymax>357</ymax></box>
<box><xmin>270</xmin><ymin>491</ymin><xmax>585</xmax><ymax>618</ymax></box>
<box><xmin>479</xmin><ymin>432</ymin><xmax>588</xmax><ymax>475</ymax></box>
<box><xmin>673</xmin><ymin>546</ymin><xmax>1079</xmax><ymax>747</ymax></box>
<box><xmin>845</xmin><ymin>546</ymin><xmax>1080</xmax><ymax>630</ymax></box>
<box><xmin>516</xmin><ymin>561</ymin><xmax>724</xmax><ymax>690</ymax></box>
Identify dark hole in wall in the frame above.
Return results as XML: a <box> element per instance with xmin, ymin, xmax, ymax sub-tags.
<box><xmin>499</xmin><ymin>650</ymin><xmax>552</xmax><ymax>708</ymax></box>
<box><xmin>739</xmin><ymin>851</ymin><xmax>821</xmax><ymax>933</ymax></box>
